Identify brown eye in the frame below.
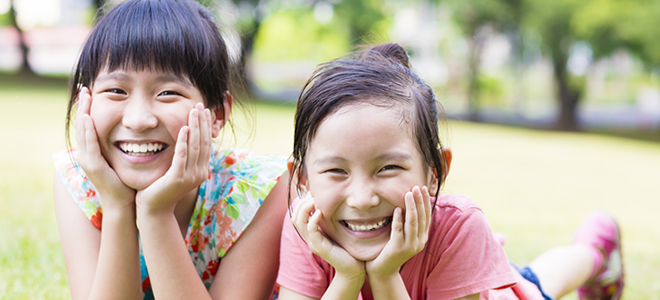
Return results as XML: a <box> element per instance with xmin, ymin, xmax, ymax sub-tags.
<box><xmin>379</xmin><ymin>165</ymin><xmax>402</xmax><ymax>172</ymax></box>
<box><xmin>325</xmin><ymin>168</ymin><xmax>346</xmax><ymax>174</ymax></box>
<box><xmin>105</xmin><ymin>88</ymin><xmax>126</xmax><ymax>94</ymax></box>
<box><xmin>159</xmin><ymin>91</ymin><xmax>182</xmax><ymax>96</ymax></box>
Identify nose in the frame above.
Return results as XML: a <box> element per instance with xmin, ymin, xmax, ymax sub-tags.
<box><xmin>345</xmin><ymin>178</ymin><xmax>380</xmax><ymax>211</ymax></box>
<box><xmin>122</xmin><ymin>95</ymin><xmax>158</xmax><ymax>132</ymax></box>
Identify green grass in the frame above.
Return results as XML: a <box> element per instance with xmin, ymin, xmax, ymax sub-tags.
<box><xmin>1</xmin><ymin>84</ymin><xmax>659</xmax><ymax>299</ymax></box>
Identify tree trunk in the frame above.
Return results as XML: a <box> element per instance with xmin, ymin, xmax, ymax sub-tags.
<box><xmin>9</xmin><ymin>1</ymin><xmax>36</xmax><ymax>77</ymax></box>
<box><xmin>552</xmin><ymin>58</ymin><xmax>581</xmax><ymax>131</ymax></box>
<box><xmin>467</xmin><ymin>25</ymin><xmax>489</xmax><ymax>122</ymax></box>
<box><xmin>467</xmin><ymin>40</ymin><xmax>481</xmax><ymax>122</ymax></box>
<box><xmin>237</xmin><ymin>29</ymin><xmax>257</xmax><ymax>97</ymax></box>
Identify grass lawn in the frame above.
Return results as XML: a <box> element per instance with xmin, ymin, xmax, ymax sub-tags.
<box><xmin>1</xmin><ymin>83</ymin><xmax>658</xmax><ymax>299</ymax></box>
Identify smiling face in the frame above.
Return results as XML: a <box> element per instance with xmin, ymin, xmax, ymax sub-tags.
<box><xmin>89</xmin><ymin>68</ymin><xmax>217</xmax><ymax>190</ymax></box>
<box><xmin>302</xmin><ymin>103</ymin><xmax>437</xmax><ymax>261</ymax></box>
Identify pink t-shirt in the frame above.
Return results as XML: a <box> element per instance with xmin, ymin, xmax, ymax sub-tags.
<box><xmin>277</xmin><ymin>194</ymin><xmax>543</xmax><ymax>300</ymax></box>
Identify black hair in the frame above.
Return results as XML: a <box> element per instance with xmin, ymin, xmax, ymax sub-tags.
<box><xmin>65</xmin><ymin>0</ymin><xmax>233</xmax><ymax>148</ymax></box>
<box><xmin>290</xmin><ymin>43</ymin><xmax>448</xmax><ymax>210</ymax></box>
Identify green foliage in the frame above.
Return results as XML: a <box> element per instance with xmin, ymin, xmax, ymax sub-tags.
<box><xmin>0</xmin><ymin>12</ymin><xmax>10</xmax><ymax>26</ymax></box>
<box><xmin>447</xmin><ymin>0</ymin><xmax>519</xmax><ymax>34</ymax></box>
<box><xmin>477</xmin><ymin>74</ymin><xmax>505</xmax><ymax>105</ymax></box>
<box><xmin>333</xmin><ymin>0</ymin><xmax>388</xmax><ymax>44</ymax></box>
<box><xmin>252</xmin><ymin>8</ymin><xmax>350</xmax><ymax>62</ymax></box>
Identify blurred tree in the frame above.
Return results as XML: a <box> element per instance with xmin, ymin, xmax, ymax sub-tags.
<box><xmin>444</xmin><ymin>0</ymin><xmax>519</xmax><ymax>121</ymax></box>
<box><xmin>333</xmin><ymin>0</ymin><xmax>387</xmax><ymax>45</ymax></box>
<box><xmin>224</xmin><ymin>0</ymin><xmax>388</xmax><ymax>95</ymax></box>
<box><xmin>574</xmin><ymin>0</ymin><xmax>660</xmax><ymax>67</ymax></box>
<box><xmin>523</xmin><ymin>0</ymin><xmax>585</xmax><ymax>130</ymax></box>
<box><xmin>7</xmin><ymin>0</ymin><xmax>35</xmax><ymax>76</ymax></box>
<box><xmin>252</xmin><ymin>8</ymin><xmax>350</xmax><ymax>62</ymax></box>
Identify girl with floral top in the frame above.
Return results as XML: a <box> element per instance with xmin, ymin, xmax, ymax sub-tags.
<box><xmin>53</xmin><ymin>0</ymin><xmax>288</xmax><ymax>299</ymax></box>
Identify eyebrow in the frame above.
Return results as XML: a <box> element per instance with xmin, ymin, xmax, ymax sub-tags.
<box><xmin>93</xmin><ymin>72</ymin><xmax>193</xmax><ymax>87</ymax></box>
<box><xmin>313</xmin><ymin>152</ymin><xmax>413</xmax><ymax>166</ymax></box>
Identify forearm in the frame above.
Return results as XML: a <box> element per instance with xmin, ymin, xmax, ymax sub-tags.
<box><xmin>137</xmin><ymin>211</ymin><xmax>211</xmax><ymax>300</ymax></box>
<box><xmin>321</xmin><ymin>273</ymin><xmax>365</xmax><ymax>300</ymax></box>
<box><xmin>368</xmin><ymin>273</ymin><xmax>411</xmax><ymax>300</ymax></box>
<box><xmin>89</xmin><ymin>206</ymin><xmax>141</xmax><ymax>300</ymax></box>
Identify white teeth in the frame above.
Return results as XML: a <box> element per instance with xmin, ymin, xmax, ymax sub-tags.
<box><xmin>119</xmin><ymin>142</ymin><xmax>164</xmax><ymax>155</ymax></box>
<box><xmin>344</xmin><ymin>218</ymin><xmax>390</xmax><ymax>232</ymax></box>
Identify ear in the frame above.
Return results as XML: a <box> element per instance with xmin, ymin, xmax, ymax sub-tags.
<box><xmin>287</xmin><ymin>157</ymin><xmax>309</xmax><ymax>195</ymax></box>
<box><xmin>211</xmin><ymin>91</ymin><xmax>233</xmax><ymax>138</ymax></box>
<box><xmin>428</xmin><ymin>146</ymin><xmax>452</xmax><ymax>196</ymax></box>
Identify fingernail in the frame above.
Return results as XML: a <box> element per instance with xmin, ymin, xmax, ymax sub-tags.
<box><xmin>192</xmin><ymin>109</ymin><xmax>198</xmax><ymax>117</ymax></box>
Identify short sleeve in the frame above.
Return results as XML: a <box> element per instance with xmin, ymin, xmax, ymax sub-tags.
<box><xmin>277</xmin><ymin>210</ymin><xmax>334</xmax><ymax>298</ymax></box>
<box><xmin>188</xmin><ymin>148</ymin><xmax>288</xmax><ymax>259</ymax></box>
<box><xmin>423</xmin><ymin>197</ymin><xmax>516</xmax><ymax>299</ymax></box>
<box><xmin>52</xmin><ymin>149</ymin><xmax>103</xmax><ymax>229</ymax></box>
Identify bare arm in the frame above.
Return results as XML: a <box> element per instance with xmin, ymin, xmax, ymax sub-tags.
<box><xmin>53</xmin><ymin>173</ymin><xmax>141</xmax><ymax>300</ymax></box>
<box><xmin>209</xmin><ymin>172</ymin><xmax>290</xmax><ymax>299</ymax></box>
<box><xmin>136</xmin><ymin>172</ymin><xmax>290</xmax><ymax>300</ymax></box>
<box><xmin>55</xmin><ymin>88</ymin><xmax>142</xmax><ymax>300</ymax></box>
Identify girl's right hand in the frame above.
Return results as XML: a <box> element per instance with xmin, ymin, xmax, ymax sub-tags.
<box><xmin>292</xmin><ymin>194</ymin><xmax>366</xmax><ymax>280</ymax></box>
<box><xmin>75</xmin><ymin>88</ymin><xmax>136</xmax><ymax>208</ymax></box>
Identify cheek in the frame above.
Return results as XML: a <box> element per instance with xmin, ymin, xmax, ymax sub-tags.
<box><xmin>162</xmin><ymin>109</ymin><xmax>193</xmax><ymax>139</ymax></box>
<box><xmin>89</xmin><ymin>104</ymin><xmax>120</xmax><ymax>144</ymax></box>
<box><xmin>381</xmin><ymin>176</ymin><xmax>427</xmax><ymax>207</ymax></box>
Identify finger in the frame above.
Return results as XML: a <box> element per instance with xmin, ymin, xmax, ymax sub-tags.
<box><xmin>198</xmin><ymin>107</ymin><xmax>212</xmax><ymax>168</ymax></box>
<box><xmin>292</xmin><ymin>196</ymin><xmax>314</xmax><ymax>233</ymax></box>
<box><xmin>187</xmin><ymin>106</ymin><xmax>201</xmax><ymax>171</ymax></box>
<box><xmin>422</xmin><ymin>186</ymin><xmax>432</xmax><ymax>233</ymax></box>
<box><xmin>412</xmin><ymin>186</ymin><xmax>426</xmax><ymax>238</ymax></box>
<box><xmin>390</xmin><ymin>206</ymin><xmax>404</xmax><ymax>243</ymax></box>
<box><xmin>75</xmin><ymin>87</ymin><xmax>92</xmax><ymax>119</ymax></box>
<box><xmin>404</xmin><ymin>191</ymin><xmax>418</xmax><ymax>242</ymax></box>
<box><xmin>83</xmin><ymin>116</ymin><xmax>102</xmax><ymax>160</ymax></box>
<box><xmin>75</xmin><ymin>90</ymin><xmax>92</xmax><ymax>153</ymax></box>
<box><xmin>171</xmin><ymin>126</ymin><xmax>189</xmax><ymax>175</ymax></box>
<box><xmin>307</xmin><ymin>208</ymin><xmax>322</xmax><ymax>235</ymax></box>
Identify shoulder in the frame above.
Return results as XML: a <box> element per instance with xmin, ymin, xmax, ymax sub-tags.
<box><xmin>190</xmin><ymin>148</ymin><xmax>288</xmax><ymax>257</ymax></box>
<box><xmin>210</xmin><ymin>148</ymin><xmax>287</xmax><ymax>183</ymax></box>
<box><xmin>425</xmin><ymin>193</ymin><xmax>498</xmax><ymax>259</ymax></box>
<box><xmin>430</xmin><ymin>194</ymin><xmax>487</xmax><ymax>230</ymax></box>
<box><xmin>52</xmin><ymin>149</ymin><xmax>102</xmax><ymax>228</ymax></box>
<box><xmin>413</xmin><ymin>194</ymin><xmax>517</xmax><ymax>298</ymax></box>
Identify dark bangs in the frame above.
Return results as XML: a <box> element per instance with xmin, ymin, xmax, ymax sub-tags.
<box><xmin>66</xmin><ymin>0</ymin><xmax>232</xmax><ymax>148</ymax></box>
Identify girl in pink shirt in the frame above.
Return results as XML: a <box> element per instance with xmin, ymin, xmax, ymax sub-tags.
<box><xmin>276</xmin><ymin>43</ymin><xmax>624</xmax><ymax>300</ymax></box>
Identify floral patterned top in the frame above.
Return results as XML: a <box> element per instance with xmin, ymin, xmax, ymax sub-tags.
<box><xmin>53</xmin><ymin>147</ymin><xmax>287</xmax><ymax>299</ymax></box>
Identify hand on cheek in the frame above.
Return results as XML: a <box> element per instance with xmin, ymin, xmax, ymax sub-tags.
<box><xmin>292</xmin><ymin>193</ymin><xmax>366</xmax><ymax>280</ymax></box>
<box><xmin>365</xmin><ymin>186</ymin><xmax>431</xmax><ymax>280</ymax></box>
<box><xmin>136</xmin><ymin>102</ymin><xmax>213</xmax><ymax>215</ymax></box>
<box><xmin>75</xmin><ymin>87</ymin><xmax>136</xmax><ymax>209</ymax></box>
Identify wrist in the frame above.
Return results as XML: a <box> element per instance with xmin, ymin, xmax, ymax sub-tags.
<box><xmin>330</xmin><ymin>270</ymin><xmax>366</xmax><ymax>294</ymax></box>
<box><xmin>366</xmin><ymin>266</ymin><xmax>401</xmax><ymax>283</ymax></box>
<box><xmin>100</xmin><ymin>204</ymin><xmax>137</xmax><ymax>227</ymax></box>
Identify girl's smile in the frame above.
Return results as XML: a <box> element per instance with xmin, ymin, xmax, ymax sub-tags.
<box><xmin>303</xmin><ymin>103</ymin><xmax>437</xmax><ymax>261</ymax></box>
<box><xmin>89</xmin><ymin>68</ymin><xmax>207</xmax><ymax>190</ymax></box>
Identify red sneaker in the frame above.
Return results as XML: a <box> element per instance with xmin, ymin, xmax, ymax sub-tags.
<box><xmin>573</xmin><ymin>211</ymin><xmax>624</xmax><ymax>300</ymax></box>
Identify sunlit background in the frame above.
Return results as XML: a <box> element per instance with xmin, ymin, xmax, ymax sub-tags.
<box><xmin>2</xmin><ymin>0</ymin><xmax>660</xmax><ymax>132</ymax></box>
<box><xmin>1</xmin><ymin>0</ymin><xmax>659</xmax><ymax>299</ymax></box>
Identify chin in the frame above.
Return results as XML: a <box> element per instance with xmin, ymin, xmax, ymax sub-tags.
<box><xmin>117</xmin><ymin>172</ymin><xmax>160</xmax><ymax>191</ymax></box>
<box><xmin>346</xmin><ymin>245</ymin><xmax>386</xmax><ymax>262</ymax></box>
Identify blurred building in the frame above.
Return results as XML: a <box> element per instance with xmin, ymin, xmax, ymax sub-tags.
<box><xmin>0</xmin><ymin>0</ymin><xmax>91</xmax><ymax>75</ymax></box>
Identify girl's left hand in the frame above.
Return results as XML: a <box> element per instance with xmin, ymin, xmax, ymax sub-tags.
<box><xmin>135</xmin><ymin>103</ymin><xmax>213</xmax><ymax>214</ymax></box>
<box><xmin>365</xmin><ymin>186</ymin><xmax>431</xmax><ymax>279</ymax></box>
